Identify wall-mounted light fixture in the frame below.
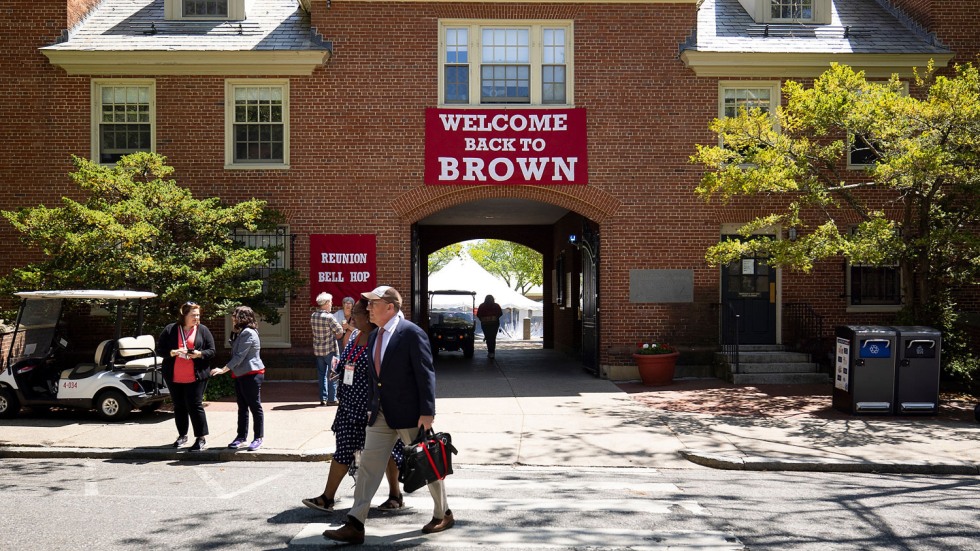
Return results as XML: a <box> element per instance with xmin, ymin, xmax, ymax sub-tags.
<box><xmin>568</xmin><ymin>234</ymin><xmax>580</xmax><ymax>248</ymax></box>
<box><xmin>788</xmin><ymin>227</ymin><xmax>798</xmax><ymax>241</ymax></box>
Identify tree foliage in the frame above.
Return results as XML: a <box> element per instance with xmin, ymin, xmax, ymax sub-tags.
<box><xmin>427</xmin><ymin>243</ymin><xmax>463</xmax><ymax>275</ymax></box>
<box><xmin>692</xmin><ymin>62</ymin><xmax>980</xmax><ymax>377</ymax></box>
<box><xmin>0</xmin><ymin>153</ymin><xmax>302</xmax><ymax>331</ymax></box>
<box><xmin>468</xmin><ymin>240</ymin><xmax>543</xmax><ymax>294</ymax></box>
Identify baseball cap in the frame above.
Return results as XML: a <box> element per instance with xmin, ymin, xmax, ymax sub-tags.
<box><xmin>362</xmin><ymin>285</ymin><xmax>402</xmax><ymax>306</ymax></box>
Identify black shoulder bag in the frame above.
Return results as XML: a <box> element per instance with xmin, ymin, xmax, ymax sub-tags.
<box><xmin>398</xmin><ymin>427</ymin><xmax>458</xmax><ymax>493</ymax></box>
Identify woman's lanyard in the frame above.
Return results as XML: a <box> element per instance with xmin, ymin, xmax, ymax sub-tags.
<box><xmin>343</xmin><ymin>344</ymin><xmax>367</xmax><ymax>365</ymax></box>
<box><xmin>179</xmin><ymin>326</ymin><xmax>195</xmax><ymax>349</ymax></box>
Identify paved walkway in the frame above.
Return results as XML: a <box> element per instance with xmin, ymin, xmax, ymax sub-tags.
<box><xmin>1</xmin><ymin>343</ymin><xmax>978</xmax><ymax>474</ymax></box>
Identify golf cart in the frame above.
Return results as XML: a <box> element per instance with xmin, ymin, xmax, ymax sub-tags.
<box><xmin>427</xmin><ymin>290</ymin><xmax>476</xmax><ymax>358</ymax></box>
<box><xmin>0</xmin><ymin>290</ymin><xmax>169</xmax><ymax>421</ymax></box>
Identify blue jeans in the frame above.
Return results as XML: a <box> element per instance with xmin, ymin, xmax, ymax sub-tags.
<box><xmin>316</xmin><ymin>354</ymin><xmax>338</xmax><ymax>402</ymax></box>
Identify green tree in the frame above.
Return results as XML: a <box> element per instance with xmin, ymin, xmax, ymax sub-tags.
<box><xmin>468</xmin><ymin>240</ymin><xmax>543</xmax><ymax>295</ymax></box>
<box><xmin>692</xmin><ymin>62</ymin><xmax>980</xmax><ymax>379</ymax></box>
<box><xmin>1</xmin><ymin>152</ymin><xmax>302</xmax><ymax>330</ymax></box>
<box><xmin>428</xmin><ymin>243</ymin><xmax>463</xmax><ymax>275</ymax></box>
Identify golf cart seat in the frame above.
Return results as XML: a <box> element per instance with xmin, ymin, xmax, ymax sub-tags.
<box><xmin>94</xmin><ymin>339</ymin><xmax>116</xmax><ymax>367</ymax></box>
<box><xmin>114</xmin><ymin>335</ymin><xmax>163</xmax><ymax>371</ymax></box>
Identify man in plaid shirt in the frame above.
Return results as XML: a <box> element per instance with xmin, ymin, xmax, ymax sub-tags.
<box><xmin>312</xmin><ymin>292</ymin><xmax>346</xmax><ymax>405</ymax></box>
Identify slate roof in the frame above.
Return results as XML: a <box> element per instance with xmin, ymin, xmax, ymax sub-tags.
<box><xmin>684</xmin><ymin>0</ymin><xmax>950</xmax><ymax>56</ymax></box>
<box><xmin>44</xmin><ymin>0</ymin><xmax>330</xmax><ymax>52</ymax></box>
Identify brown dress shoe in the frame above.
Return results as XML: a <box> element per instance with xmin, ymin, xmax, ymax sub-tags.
<box><xmin>422</xmin><ymin>510</ymin><xmax>455</xmax><ymax>534</ymax></box>
<box><xmin>323</xmin><ymin>522</ymin><xmax>365</xmax><ymax>545</ymax></box>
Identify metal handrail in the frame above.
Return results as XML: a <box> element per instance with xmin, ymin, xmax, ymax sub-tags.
<box><xmin>783</xmin><ymin>302</ymin><xmax>829</xmax><ymax>368</ymax></box>
<box><xmin>721</xmin><ymin>302</ymin><xmax>740</xmax><ymax>374</ymax></box>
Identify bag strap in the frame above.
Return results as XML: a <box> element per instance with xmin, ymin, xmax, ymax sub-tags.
<box><xmin>421</xmin><ymin>438</ymin><xmax>449</xmax><ymax>480</ymax></box>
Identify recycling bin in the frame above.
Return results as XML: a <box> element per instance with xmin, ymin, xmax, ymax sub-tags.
<box><xmin>893</xmin><ymin>326</ymin><xmax>941</xmax><ymax>414</ymax></box>
<box><xmin>832</xmin><ymin>326</ymin><xmax>896</xmax><ymax>414</ymax></box>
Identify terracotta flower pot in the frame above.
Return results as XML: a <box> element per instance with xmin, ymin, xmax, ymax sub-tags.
<box><xmin>632</xmin><ymin>352</ymin><xmax>679</xmax><ymax>386</ymax></box>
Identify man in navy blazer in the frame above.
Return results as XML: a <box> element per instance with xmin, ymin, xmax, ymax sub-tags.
<box><xmin>323</xmin><ymin>286</ymin><xmax>453</xmax><ymax>545</ymax></box>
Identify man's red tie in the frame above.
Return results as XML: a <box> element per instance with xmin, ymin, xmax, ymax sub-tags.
<box><xmin>374</xmin><ymin>327</ymin><xmax>385</xmax><ymax>376</ymax></box>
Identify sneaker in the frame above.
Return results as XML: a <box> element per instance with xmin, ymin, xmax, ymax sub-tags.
<box><xmin>189</xmin><ymin>437</ymin><xmax>206</xmax><ymax>452</ymax></box>
<box><xmin>319</xmin><ymin>400</ymin><xmax>326</xmax><ymax>406</ymax></box>
<box><xmin>228</xmin><ymin>438</ymin><xmax>246</xmax><ymax>449</ymax></box>
<box><xmin>173</xmin><ymin>435</ymin><xmax>188</xmax><ymax>448</ymax></box>
<box><xmin>247</xmin><ymin>438</ymin><xmax>263</xmax><ymax>451</ymax></box>
<box><xmin>325</xmin><ymin>401</ymin><xmax>339</xmax><ymax>406</ymax></box>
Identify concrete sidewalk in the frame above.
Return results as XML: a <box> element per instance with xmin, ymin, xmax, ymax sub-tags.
<box><xmin>1</xmin><ymin>345</ymin><xmax>978</xmax><ymax>474</ymax></box>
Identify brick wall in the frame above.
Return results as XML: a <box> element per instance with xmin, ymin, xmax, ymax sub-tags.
<box><xmin>0</xmin><ymin>1</ymin><xmax>976</xmax><ymax>372</ymax></box>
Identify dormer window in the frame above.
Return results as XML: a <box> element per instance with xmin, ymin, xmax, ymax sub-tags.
<box><xmin>184</xmin><ymin>0</ymin><xmax>228</xmax><ymax>17</ymax></box>
<box><xmin>771</xmin><ymin>0</ymin><xmax>812</xmax><ymax>21</ymax></box>
<box><xmin>164</xmin><ymin>0</ymin><xmax>244</xmax><ymax>20</ymax></box>
<box><xmin>736</xmin><ymin>0</ymin><xmax>829</xmax><ymax>25</ymax></box>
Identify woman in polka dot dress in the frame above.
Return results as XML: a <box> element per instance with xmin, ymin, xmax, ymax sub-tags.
<box><xmin>303</xmin><ymin>298</ymin><xmax>405</xmax><ymax>512</ymax></box>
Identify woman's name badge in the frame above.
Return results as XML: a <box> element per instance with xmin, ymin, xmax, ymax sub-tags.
<box><xmin>343</xmin><ymin>363</ymin><xmax>355</xmax><ymax>385</ymax></box>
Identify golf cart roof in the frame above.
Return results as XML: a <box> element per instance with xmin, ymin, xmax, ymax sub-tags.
<box><xmin>428</xmin><ymin>290</ymin><xmax>477</xmax><ymax>296</ymax></box>
<box><xmin>14</xmin><ymin>290</ymin><xmax>157</xmax><ymax>300</ymax></box>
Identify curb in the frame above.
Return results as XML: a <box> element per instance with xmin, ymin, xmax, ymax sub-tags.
<box><xmin>0</xmin><ymin>445</ymin><xmax>331</xmax><ymax>463</ymax></box>
<box><xmin>681</xmin><ymin>450</ymin><xmax>980</xmax><ymax>475</ymax></box>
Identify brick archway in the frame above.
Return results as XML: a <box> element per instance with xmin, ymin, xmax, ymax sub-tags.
<box><xmin>390</xmin><ymin>184</ymin><xmax>620</xmax><ymax>225</ymax></box>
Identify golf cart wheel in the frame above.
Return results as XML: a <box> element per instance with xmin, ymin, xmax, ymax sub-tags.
<box><xmin>0</xmin><ymin>386</ymin><xmax>20</xmax><ymax>419</ymax></box>
<box><xmin>95</xmin><ymin>390</ymin><xmax>132</xmax><ymax>421</ymax></box>
<box><xmin>139</xmin><ymin>402</ymin><xmax>162</xmax><ymax>413</ymax></box>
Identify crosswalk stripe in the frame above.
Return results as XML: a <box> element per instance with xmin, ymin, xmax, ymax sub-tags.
<box><xmin>404</xmin><ymin>495</ymin><xmax>708</xmax><ymax>515</ymax></box>
<box><xmin>291</xmin><ymin>524</ymin><xmax>743</xmax><ymax>549</ymax></box>
<box><xmin>442</xmin><ymin>479</ymin><xmax>681</xmax><ymax>494</ymax></box>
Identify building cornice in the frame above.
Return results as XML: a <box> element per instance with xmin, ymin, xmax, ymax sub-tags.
<box><xmin>680</xmin><ymin>51</ymin><xmax>955</xmax><ymax>78</ymax></box>
<box><xmin>41</xmin><ymin>50</ymin><xmax>330</xmax><ymax>76</ymax></box>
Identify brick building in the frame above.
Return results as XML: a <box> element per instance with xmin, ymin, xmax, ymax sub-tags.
<box><xmin>1</xmin><ymin>0</ymin><xmax>976</xmax><ymax>380</ymax></box>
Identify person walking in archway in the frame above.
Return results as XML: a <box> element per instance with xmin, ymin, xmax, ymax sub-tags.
<box><xmin>477</xmin><ymin>294</ymin><xmax>503</xmax><ymax>359</ymax></box>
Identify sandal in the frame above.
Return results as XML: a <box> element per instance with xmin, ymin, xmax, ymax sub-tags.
<box><xmin>301</xmin><ymin>494</ymin><xmax>335</xmax><ymax>513</ymax></box>
<box><xmin>377</xmin><ymin>494</ymin><xmax>404</xmax><ymax>511</ymax></box>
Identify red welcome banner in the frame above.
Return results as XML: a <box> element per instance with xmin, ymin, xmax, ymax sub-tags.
<box><xmin>425</xmin><ymin>108</ymin><xmax>588</xmax><ymax>186</ymax></box>
<box><xmin>309</xmin><ymin>234</ymin><xmax>376</xmax><ymax>306</ymax></box>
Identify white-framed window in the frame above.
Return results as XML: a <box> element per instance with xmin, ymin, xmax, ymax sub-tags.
<box><xmin>439</xmin><ymin>20</ymin><xmax>573</xmax><ymax>107</ymax></box>
<box><xmin>718</xmin><ymin>81</ymin><xmax>780</xmax><ymax>151</ymax></box>
<box><xmin>224</xmin><ymin>79</ymin><xmax>289</xmax><ymax>170</ymax></box>
<box><xmin>738</xmin><ymin>0</ymin><xmax>830</xmax><ymax>24</ymax></box>
<box><xmin>226</xmin><ymin>226</ymin><xmax>292</xmax><ymax>348</ymax></box>
<box><xmin>91</xmin><ymin>79</ymin><xmax>155</xmax><ymax>165</ymax></box>
<box><xmin>719</xmin><ymin>82</ymin><xmax>780</xmax><ymax>119</ymax></box>
<box><xmin>770</xmin><ymin>0</ymin><xmax>813</xmax><ymax>21</ymax></box>
<box><xmin>164</xmin><ymin>0</ymin><xmax>244</xmax><ymax>20</ymax></box>
<box><xmin>845</xmin><ymin>226</ymin><xmax>903</xmax><ymax>311</ymax></box>
<box><xmin>847</xmin><ymin>81</ymin><xmax>908</xmax><ymax>170</ymax></box>
<box><xmin>848</xmin><ymin>134</ymin><xmax>882</xmax><ymax>168</ymax></box>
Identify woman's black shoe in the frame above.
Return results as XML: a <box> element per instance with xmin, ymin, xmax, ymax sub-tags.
<box><xmin>189</xmin><ymin>437</ymin><xmax>206</xmax><ymax>452</ymax></box>
<box><xmin>173</xmin><ymin>435</ymin><xmax>188</xmax><ymax>448</ymax></box>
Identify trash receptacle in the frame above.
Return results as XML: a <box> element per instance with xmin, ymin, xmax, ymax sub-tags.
<box><xmin>893</xmin><ymin>326</ymin><xmax>941</xmax><ymax>414</ymax></box>
<box><xmin>833</xmin><ymin>326</ymin><xmax>896</xmax><ymax>414</ymax></box>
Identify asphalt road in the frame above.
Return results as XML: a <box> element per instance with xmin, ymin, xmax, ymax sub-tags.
<box><xmin>2</xmin><ymin>459</ymin><xmax>978</xmax><ymax>550</ymax></box>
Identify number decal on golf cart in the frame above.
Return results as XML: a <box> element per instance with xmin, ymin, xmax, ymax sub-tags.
<box><xmin>63</xmin><ymin>381</ymin><xmax>78</xmax><ymax>390</ymax></box>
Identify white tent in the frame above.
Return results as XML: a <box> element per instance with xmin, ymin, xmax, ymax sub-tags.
<box><xmin>428</xmin><ymin>254</ymin><xmax>543</xmax><ymax>339</ymax></box>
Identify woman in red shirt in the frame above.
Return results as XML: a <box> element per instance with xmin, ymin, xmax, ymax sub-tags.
<box><xmin>156</xmin><ymin>302</ymin><xmax>216</xmax><ymax>452</ymax></box>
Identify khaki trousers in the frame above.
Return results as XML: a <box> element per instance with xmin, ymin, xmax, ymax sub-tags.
<box><xmin>348</xmin><ymin>411</ymin><xmax>448</xmax><ymax>523</ymax></box>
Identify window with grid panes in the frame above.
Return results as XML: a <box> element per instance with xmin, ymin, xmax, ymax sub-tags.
<box><xmin>184</xmin><ymin>0</ymin><xmax>227</xmax><ymax>16</ymax></box>
<box><xmin>440</xmin><ymin>22</ymin><xmax>571</xmax><ymax>106</ymax></box>
<box><xmin>93</xmin><ymin>81</ymin><xmax>154</xmax><ymax>164</ymax></box>
<box><xmin>226</xmin><ymin>80</ymin><xmax>288</xmax><ymax>167</ymax></box>
<box><xmin>849</xmin><ymin>264</ymin><xmax>902</xmax><ymax>306</ymax></box>
<box><xmin>771</xmin><ymin>0</ymin><xmax>812</xmax><ymax>20</ymax></box>
<box><xmin>718</xmin><ymin>82</ymin><xmax>779</xmax><ymax>152</ymax></box>
<box><xmin>481</xmin><ymin>28</ymin><xmax>530</xmax><ymax>103</ymax></box>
